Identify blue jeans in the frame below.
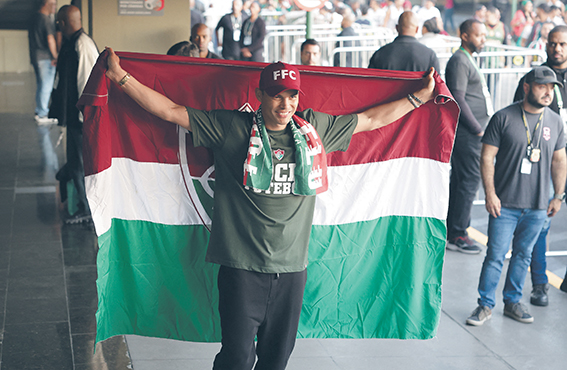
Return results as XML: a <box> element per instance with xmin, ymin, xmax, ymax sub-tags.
<box><xmin>477</xmin><ymin>207</ymin><xmax>547</xmax><ymax>308</ymax></box>
<box><xmin>33</xmin><ymin>58</ymin><xmax>56</xmax><ymax>117</ymax></box>
<box><xmin>530</xmin><ymin>217</ymin><xmax>550</xmax><ymax>285</ymax></box>
<box><xmin>530</xmin><ymin>185</ymin><xmax>554</xmax><ymax>285</ymax></box>
<box><xmin>444</xmin><ymin>7</ymin><xmax>455</xmax><ymax>33</ymax></box>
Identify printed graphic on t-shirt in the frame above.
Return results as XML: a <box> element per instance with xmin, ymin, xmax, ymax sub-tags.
<box><xmin>274</xmin><ymin>149</ymin><xmax>285</xmax><ymax>160</ymax></box>
<box><xmin>254</xmin><ymin>162</ymin><xmax>296</xmax><ymax>195</ymax></box>
<box><xmin>543</xmin><ymin>127</ymin><xmax>551</xmax><ymax>141</ymax></box>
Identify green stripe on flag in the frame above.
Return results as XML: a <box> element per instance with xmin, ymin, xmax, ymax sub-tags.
<box><xmin>95</xmin><ymin>216</ymin><xmax>445</xmax><ymax>344</ymax></box>
<box><xmin>95</xmin><ymin>219</ymin><xmax>220</xmax><ymax>344</ymax></box>
<box><xmin>301</xmin><ymin>216</ymin><xmax>446</xmax><ymax>340</ymax></box>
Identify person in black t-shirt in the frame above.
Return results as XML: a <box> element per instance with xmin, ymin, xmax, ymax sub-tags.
<box><xmin>216</xmin><ymin>0</ymin><xmax>247</xmax><ymax>60</ymax></box>
<box><xmin>466</xmin><ymin>66</ymin><xmax>566</xmax><ymax>327</ymax></box>
<box><xmin>514</xmin><ymin>25</ymin><xmax>567</xmax><ymax>307</ymax></box>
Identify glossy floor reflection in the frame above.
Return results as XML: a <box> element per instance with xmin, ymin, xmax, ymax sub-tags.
<box><xmin>0</xmin><ymin>72</ymin><xmax>131</xmax><ymax>369</ymax></box>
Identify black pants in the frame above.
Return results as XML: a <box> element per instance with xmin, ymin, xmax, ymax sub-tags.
<box><xmin>447</xmin><ymin>133</ymin><xmax>482</xmax><ymax>240</ymax></box>
<box><xmin>56</xmin><ymin>126</ymin><xmax>89</xmax><ymax>213</ymax></box>
<box><xmin>213</xmin><ymin>266</ymin><xmax>307</xmax><ymax>370</ymax></box>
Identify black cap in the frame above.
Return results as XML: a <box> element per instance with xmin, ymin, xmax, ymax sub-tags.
<box><xmin>525</xmin><ymin>66</ymin><xmax>564</xmax><ymax>88</ymax></box>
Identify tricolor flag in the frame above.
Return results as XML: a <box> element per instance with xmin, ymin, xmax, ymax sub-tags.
<box><xmin>79</xmin><ymin>52</ymin><xmax>458</xmax><ymax>345</ymax></box>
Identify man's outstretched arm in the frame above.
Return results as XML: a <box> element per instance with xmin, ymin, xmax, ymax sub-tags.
<box><xmin>105</xmin><ymin>47</ymin><xmax>191</xmax><ymax>131</ymax></box>
<box><xmin>354</xmin><ymin>68</ymin><xmax>436</xmax><ymax>134</ymax></box>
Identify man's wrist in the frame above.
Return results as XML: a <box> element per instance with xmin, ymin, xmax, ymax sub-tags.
<box><xmin>553</xmin><ymin>192</ymin><xmax>565</xmax><ymax>201</ymax></box>
<box><xmin>108</xmin><ymin>69</ymin><xmax>127</xmax><ymax>84</ymax></box>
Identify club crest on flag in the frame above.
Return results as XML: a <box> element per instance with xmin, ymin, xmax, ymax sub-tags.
<box><xmin>274</xmin><ymin>149</ymin><xmax>285</xmax><ymax>160</ymax></box>
<box><xmin>543</xmin><ymin>127</ymin><xmax>551</xmax><ymax>141</ymax></box>
<box><xmin>178</xmin><ymin>127</ymin><xmax>216</xmax><ymax>230</ymax></box>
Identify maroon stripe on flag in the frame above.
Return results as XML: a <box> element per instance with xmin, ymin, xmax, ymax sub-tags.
<box><xmin>81</xmin><ymin>51</ymin><xmax>458</xmax><ymax>175</ymax></box>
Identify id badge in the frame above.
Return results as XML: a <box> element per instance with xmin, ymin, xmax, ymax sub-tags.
<box><xmin>530</xmin><ymin>148</ymin><xmax>541</xmax><ymax>162</ymax></box>
<box><xmin>521</xmin><ymin>157</ymin><xmax>532</xmax><ymax>174</ymax></box>
<box><xmin>233</xmin><ymin>29</ymin><xmax>241</xmax><ymax>42</ymax></box>
<box><xmin>243</xmin><ymin>35</ymin><xmax>252</xmax><ymax>46</ymax></box>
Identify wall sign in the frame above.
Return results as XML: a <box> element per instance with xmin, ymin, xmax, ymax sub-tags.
<box><xmin>119</xmin><ymin>0</ymin><xmax>165</xmax><ymax>16</ymax></box>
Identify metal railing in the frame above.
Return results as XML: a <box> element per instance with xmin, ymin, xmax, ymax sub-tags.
<box><xmin>263</xmin><ymin>25</ymin><xmax>396</xmax><ymax>64</ymax></box>
<box><xmin>330</xmin><ymin>44</ymin><xmax>546</xmax><ymax>110</ymax></box>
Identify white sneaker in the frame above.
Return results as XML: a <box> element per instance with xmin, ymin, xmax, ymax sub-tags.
<box><xmin>35</xmin><ymin>115</ymin><xmax>58</xmax><ymax>126</ymax></box>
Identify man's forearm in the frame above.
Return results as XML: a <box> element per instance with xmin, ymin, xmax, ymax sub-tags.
<box><xmin>109</xmin><ymin>71</ymin><xmax>190</xmax><ymax>130</ymax></box>
<box><xmin>551</xmin><ymin>149</ymin><xmax>567</xmax><ymax>195</ymax></box>
<box><xmin>47</xmin><ymin>34</ymin><xmax>58</xmax><ymax>60</ymax></box>
<box><xmin>355</xmin><ymin>69</ymin><xmax>435</xmax><ymax>133</ymax></box>
<box><xmin>480</xmin><ymin>157</ymin><xmax>496</xmax><ymax>197</ymax></box>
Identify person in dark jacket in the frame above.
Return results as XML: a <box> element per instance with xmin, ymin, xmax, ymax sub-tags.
<box><xmin>50</xmin><ymin>4</ymin><xmax>99</xmax><ymax>224</ymax></box>
<box><xmin>239</xmin><ymin>1</ymin><xmax>266</xmax><ymax>62</ymax></box>
<box><xmin>368</xmin><ymin>11</ymin><xmax>440</xmax><ymax>72</ymax></box>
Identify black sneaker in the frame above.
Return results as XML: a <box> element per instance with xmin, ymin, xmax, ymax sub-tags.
<box><xmin>447</xmin><ymin>236</ymin><xmax>482</xmax><ymax>254</ymax></box>
<box><xmin>504</xmin><ymin>302</ymin><xmax>534</xmax><ymax>323</ymax></box>
<box><xmin>466</xmin><ymin>305</ymin><xmax>492</xmax><ymax>326</ymax></box>
<box><xmin>560</xmin><ymin>269</ymin><xmax>567</xmax><ymax>293</ymax></box>
<box><xmin>64</xmin><ymin>210</ymin><xmax>92</xmax><ymax>225</ymax></box>
<box><xmin>530</xmin><ymin>284</ymin><xmax>549</xmax><ymax>306</ymax></box>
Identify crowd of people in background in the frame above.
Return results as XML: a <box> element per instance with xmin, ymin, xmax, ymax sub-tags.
<box><xmin>176</xmin><ymin>0</ymin><xmax>567</xmax><ymax>67</ymax></box>
<box><xmin>29</xmin><ymin>0</ymin><xmax>567</xmax><ymax>331</ymax></box>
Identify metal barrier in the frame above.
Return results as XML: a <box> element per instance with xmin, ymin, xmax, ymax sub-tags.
<box><xmin>263</xmin><ymin>25</ymin><xmax>396</xmax><ymax>64</ymax></box>
<box><xmin>265</xmin><ymin>23</ymin><xmax>546</xmax><ymax>111</ymax></box>
<box><xmin>330</xmin><ymin>45</ymin><xmax>546</xmax><ymax>110</ymax></box>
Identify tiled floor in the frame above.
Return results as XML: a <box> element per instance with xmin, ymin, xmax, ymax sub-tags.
<box><xmin>0</xmin><ymin>73</ymin><xmax>131</xmax><ymax>369</ymax></box>
<box><xmin>1</xmin><ymin>71</ymin><xmax>566</xmax><ymax>370</ymax></box>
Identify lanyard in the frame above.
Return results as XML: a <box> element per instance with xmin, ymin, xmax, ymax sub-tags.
<box><xmin>231</xmin><ymin>15</ymin><xmax>241</xmax><ymax>30</ymax></box>
<box><xmin>460</xmin><ymin>47</ymin><xmax>488</xmax><ymax>88</ymax></box>
<box><xmin>243</xmin><ymin>19</ymin><xmax>255</xmax><ymax>37</ymax></box>
<box><xmin>520</xmin><ymin>106</ymin><xmax>544</xmax><ymax>148</ymax></box>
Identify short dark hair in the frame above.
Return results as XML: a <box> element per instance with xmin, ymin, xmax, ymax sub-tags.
<box><xmin>423</xmin><ymin>18</ymin><xmax>440</xmax><ymax>34</ymax></box>
<box><xmin>537</xmin><ymin>3</ymin><xmax>551</xmax><ymax>12</ymax></box>
<box><xmin>167</xmin><ymin>41</ymin><xmax>199</xmax><ymax>57</ymax></box>
<box><xmin>486</xmin><ymin>5</ymin><xmax>499</xmax><ymax>14</ymax></box>
<box><xmin>460</xmin><ymin>19</ymin><xmax>482</xmax><ymax>36</ymax></box>
<box><xmin>301</xmin><ymin>38</ymin><xmax>320</xmax><ymax>52</ymax></box>
<box><xmin>549</xmin><ymin>25</ymin><xmax>567</xmax><ymax>39</ymax></box>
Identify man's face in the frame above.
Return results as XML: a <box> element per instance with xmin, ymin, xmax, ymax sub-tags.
<box><xmin>250</xmin><ymin>2</ymin><xmax>261</xmax><ymax>17</ymax></box>
<box><xmin>233</xmin><ymin>0</ymin><xmax>243</xmax><ymax>14</ymax></box>
<box><xmin>464</xmin><ymin>23</ymin><xmax>487</xmax><ymax>53</ymax></box>
<box><xmin>191</xmin><ymin>26</ymin><xmax>211</xmax><ymax>54</ymax></box>
<box><xmin>540</xmin><ymin>23</ymin><xmax>554</xmax><ymax>41</ymax></box>
<box><xmin>526</xmin><ymin>82</ymin><xmax>555</xmax><ymax>109</ymax></box>
<box><xmin>476</xmin><ymin>6</ymin><xmax>487</xmax><ymax>21</ymax></box>
<box><xmin>486</xmin><ymin>10</ymin><xmax>500</xmax><ymax>25</ymax></box>
<box><xmin>47</xmin><ymin>0</ymin><xmax>57</xmax><ymax>14</ymax></box>
<box><xmin>546</xmin><ymin>31</ymin><xmax>567</xmax><ymax>67</ymax></box>
<box><xmin>301</xmin><ymin>44</ymin><xmax>321</xmax><ymax>66</ymax></box>
<box><xmin>255</xmin><ymin>89</ymin><xmax>299</xmax><ymax>130</ymax></box>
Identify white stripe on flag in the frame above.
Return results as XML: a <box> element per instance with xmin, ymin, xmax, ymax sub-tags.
<box><xmin>86</xmin><ymin>157</ymin><xmax>449</xmax><ymax>236</ymax></box>
<box><xmin>314</xmin><ymin>157</ymin><xmax>450</xmax><ymax>225</ymax></box>
<box><xmin>85</xmin><ymin>158</ymin><xmax>200</xmax><ymax>236</ymax></box>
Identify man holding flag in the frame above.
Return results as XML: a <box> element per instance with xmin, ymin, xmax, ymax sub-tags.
<box><xmin>103</xmin><ymin>48</ymin><xmax>435</xmax><ymax>370</ymax></box>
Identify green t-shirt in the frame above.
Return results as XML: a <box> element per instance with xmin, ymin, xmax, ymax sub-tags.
<box><xmin>187</xmin><ymin>107</ymin><xmax>358</xmax><ymax>273</ymax></box>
